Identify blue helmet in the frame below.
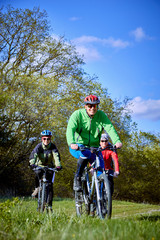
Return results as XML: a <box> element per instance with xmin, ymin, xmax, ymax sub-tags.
<box><xmin>41</xmin><ymin>130</ymin><xmax>52</xmax><ymax>137</ymax></box>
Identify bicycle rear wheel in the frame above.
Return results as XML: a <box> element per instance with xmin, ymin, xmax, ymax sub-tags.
<box><xmin>75</xmin><ymin>180</ymin><xmax>90</xmax><ymax>217</ymax></box>
<box><xmin>37</xmin><ymin>181</ymin><xmax>42</xmax><ymax>212</ymax></box>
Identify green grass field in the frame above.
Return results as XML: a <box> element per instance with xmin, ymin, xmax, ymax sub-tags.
<box><xmin>0</xmin><ymin>197</ymin><xmax>160</xmax><ymax>240</ymax></box>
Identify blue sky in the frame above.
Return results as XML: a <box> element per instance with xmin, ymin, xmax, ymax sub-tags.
<box><xmin>1</xmin><ymin>0</ymin><xmax>160</xmax><ymax>134</ymax></box>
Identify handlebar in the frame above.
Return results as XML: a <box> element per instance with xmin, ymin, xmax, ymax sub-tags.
<box><xmin>33</xmin><ymin>166</ymin><xmax>58</xmax><ymax>172</ymax></box>
<box><xmin>78</xmin><ymin>146</ymin><xmax>101</xmax><ymax>153</ymax></box>
<box><xmin>78</xmin><ymin>144</ymin><xmax>118</xmax><ymax>152</ymax></box>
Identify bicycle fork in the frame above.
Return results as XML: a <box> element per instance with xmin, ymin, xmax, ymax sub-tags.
<box><xmin>94</xmin><ymin>171</ymin><xmax>101</xmax><ymax>198</ymax></box>
<box><xmin>94</xmin><ymin>171</ymin><xmax>102</xmax><ymax>217</ymax></box>
<box><xmin>38</xmin><ymin>180</ymin><xmax>42</xmax><ymax>210</ymax></box>
<box><xmin>41</xmin><ymin>175</ymin><xmax>48</xmax><ymax>211</ymax></box>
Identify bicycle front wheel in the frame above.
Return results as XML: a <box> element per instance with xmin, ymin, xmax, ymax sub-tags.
<box><xmin>37</xmin><ymin>181</ymin><xmax>42</xmax><ymax>212</ymax></box>
<box><xmin>100</xmin><ymin>173</ymin><xmax>112</xmax><ymax>219</ymax></box>
<box><xmin>75</xmin><ymin>180</ymin><xmax>90</xmax><ymax>217</ymax></box>
<box><xmin>41</xmin><ymin>182</ymin><xmax>47</xmax><ymax>212</ymax></box>
<box><xmin>95</xmin><ymin>174</ymin><xmax>104</xmax><ymax>219</ymax></box>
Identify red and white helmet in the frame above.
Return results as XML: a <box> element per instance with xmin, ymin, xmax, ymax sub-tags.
<box><xmin>84</xmin><ymin>95</ymin><xmax>100</xmax><ymax>105</ymax></box>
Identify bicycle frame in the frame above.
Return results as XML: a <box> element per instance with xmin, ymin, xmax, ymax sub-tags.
<box><xmin>85</xmin><ymin>155</ymin><xmax>108</xmax><ymax>218</ymax></box>
<box><xmin>75</xmin><ymin>146</ymin><xmax>112</xmax><ymax>219</ymax></box>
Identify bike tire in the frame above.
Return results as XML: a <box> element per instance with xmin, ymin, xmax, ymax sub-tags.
<box><xmin>100</xmin><ymin>173</ymin><xmax>112</xmax><ymax>219</ymax></box>
<box><xmin>41</xmin><ymin>182</ymin><xmax>47</xmax><ymax>212</ymax></box>
<box><xmin>95</xmin><ymin>174</ymin><xmax>104</xmax><ymax>219</ymax></box>
<box><xmin>75</xmin><ymin>180</ymin><xmax>90</xmax><ymax>217</ymax></box>
<box><xmin>37</xmin><ymin>181</ymin><xmax>42</xmax><ymax>212</ymax></box>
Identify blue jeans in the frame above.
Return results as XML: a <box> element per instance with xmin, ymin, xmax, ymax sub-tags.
<box><xmin>69</xmin><ymin>144</ymin><xmax>104</xmax><ymax>177</ymax></box>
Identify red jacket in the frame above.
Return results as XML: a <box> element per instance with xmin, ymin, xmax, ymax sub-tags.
<box><xmin>101</xmin><ymin>149</ymin><xmax>119</xmax><ymax>172</ymax></box>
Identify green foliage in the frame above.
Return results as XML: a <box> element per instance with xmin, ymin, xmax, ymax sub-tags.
<box><xmin>0</xmin><ymin>197</ymin><xmax>20</xmax><ymax>232</ymax></box>
<box><xmin>0</xmin><ymin>198</ymin><xmax>159</xmax><ymax>240</ymax></box>
<box><xmin>115</xmin><ymin>131</ymin><xmax>160</xmax><ymax>203</ymax></box>
<box><xmin>0</xmin><ymin>6</ymin><xmax>95</xmax><ymax>180</ymax></box>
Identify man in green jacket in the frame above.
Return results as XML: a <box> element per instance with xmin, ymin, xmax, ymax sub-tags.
<box><xmin>66</xmin><ymin>95</ymin><xmax>122</xmax><ymax>191</ymax></box>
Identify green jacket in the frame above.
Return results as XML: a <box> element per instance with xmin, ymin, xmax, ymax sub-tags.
<box><xmin>66</xmin><ymin>109</ymin><xmax>121</xmax><ymax>147</ymax></box>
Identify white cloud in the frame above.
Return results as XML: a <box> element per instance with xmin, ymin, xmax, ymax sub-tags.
<box><xmin>130</xmin><ymin>27</ymin><xmax>153</xmax><ymax>42</ymax></box>
<box><xmin>71</xmin><ymin>35</ymin><xmax>130</xmax><ymax>62</ymax></box>
<box><xmin>106</xmin><ymin>37</ymin><xmax>130</xmax><ymax>48</ymax></box>
<box><xmin>127</xmin><ymin>97</ymin><xmax>160</xmax><ymax>121</ymax></box>
<box><xmin>72</xmin><ymin>35</ymin><xmax>130</xmax><ymax>48</ymax></box>
<box><xmin>69</xmin><ymin>17</ymin><xmax>80</xmax><ymax>21</ymax></box>
<box><xmin>72</xmin><ymin>36</ymin><xmax>99</xmax><ymax>44</ymax></box>
<box><xmin>75</xmin><ymin>45</ymin><xmax>101</xmax><ymax>61</ymax></box>
<box><xmin>130</xmin><ymin>27</ymin><xmax>146</xmax><ymax>41</ymax></box>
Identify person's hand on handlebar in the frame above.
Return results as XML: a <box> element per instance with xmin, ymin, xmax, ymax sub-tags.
<box><xmin>115</xmin><ymin>142</ymin><xmax>122</xmax><ymax>149</ymax></box>
<box><xmin>70</xmin><ymin>144</ymin><xmax>79</xmax><ymax>150</ymax></box>
<box><xmin>113</xmin><ymin>171</ymin><xmax>119</xmax><ymax>177</ymax></box>
<box><xmin>30</xmin><ymin>164</ymin><xmax>37</xmax><ymax>169</ymax></box>
<box><xmin>56</xmin><ymin>166</ymin><xmax>62</xmax><ymax>171</ymax></box>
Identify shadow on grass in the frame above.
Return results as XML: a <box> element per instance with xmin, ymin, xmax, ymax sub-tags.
<box><xmin>138</xmin><ymin>215</ymin><xmax>160</xmax><ymax>222</ymax></box>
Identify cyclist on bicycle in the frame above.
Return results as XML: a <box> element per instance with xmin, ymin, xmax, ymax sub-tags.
<box><xmin>100</xmin><ymin>133</ymin><xmax>119</xmax><ymax>195</ymax></box>
<box><xmin>66</xmin><ymin>94</ymin><xmax>122</xmax><ymax>191</ymax></box>
<box><xmin>29</xmin><ymin>130</ymin><xmax>62</xmax><ymax>209</ymax></box>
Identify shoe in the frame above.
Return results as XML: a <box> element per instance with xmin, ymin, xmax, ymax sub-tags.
<box><xmin>31</xmin><ymin>187</ymin><xmax>39</xmax><ymax>198</ymax></box>
<box><xmin>73</xmin><ymin>176</ymin><xmax>82</xmax><ymax>192</ymax></box>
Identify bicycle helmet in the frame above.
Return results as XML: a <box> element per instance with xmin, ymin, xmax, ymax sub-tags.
<box><xmin>100</xmin><ymin>133</ymin><xmax>109</xmax><ymax>141</ymax></box>
<box><xmin>84</xmin><ymin>95</ymin><xmax>100</xmax><ymax>105</ymax></box>
<box><xmin>41</xmin><ymin>130</ymin><xmax>52</xmax><ymax>137</ymax></box>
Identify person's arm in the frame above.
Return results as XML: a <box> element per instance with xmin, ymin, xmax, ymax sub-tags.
<box><xmin>52</xmin><ymin>144</ymin><xmax>61</xmax><ymax>168</ymax></box>
<box><xmin>111</xmin><ymin>151</ymin><xmax>119</xmax><ymax>173</ymax></box>
<box><xmin>29</xmin><ymin>144</ymin><xmax>39</xmax><ymax>166</ymax></box>
<box><xmin>66</xmin><ymin>110</ymin><xmax>79</xmax><ymax>146</ymax></box>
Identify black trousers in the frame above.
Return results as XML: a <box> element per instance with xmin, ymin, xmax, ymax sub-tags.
<box><xmin>76</xmin><ymin>157</ymin><xmax>89</xmax><ymax>177</ymax></box>
<box><xmin>108</xmin><ymin>174</ymin><xmax>114</xmax><ymax>196</ymax></box>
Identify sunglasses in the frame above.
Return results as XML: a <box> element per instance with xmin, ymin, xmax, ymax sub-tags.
<box><xmin>42</xmin><ymin>138</ymin><xmax>51</xmax><ymax>141</ymax></box>
<box><xmin>87</xmin><ymin>104</ymin><xmax>97</xmax><ymax>109</ymax></box>
<box><xmin>101</xmin><ymin>140</ymin><xmax>108</xmax><ymax>142</ymax></box>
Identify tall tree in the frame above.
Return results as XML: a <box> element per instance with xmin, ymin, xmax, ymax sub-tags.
<box><xmin>0</xmin><ymin>6</ymin><xmax>94</xmax><ymax>179</ymax></box>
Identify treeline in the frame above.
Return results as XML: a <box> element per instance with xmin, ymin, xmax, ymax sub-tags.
<box><xmin>0</xmin><ymin>6</ymin><xmax>159</xmax><ymax>204</ymax></box>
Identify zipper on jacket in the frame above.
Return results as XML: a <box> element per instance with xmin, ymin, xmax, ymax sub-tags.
<box><xmin>76</xmin><ymin>128</ymin><xmax>82</xmax><ymax>142</ymax></box>
<box><xmin>88</xmin><ymin>119</ymin><xmax>92</xmax><ymax>147</ymax></box>
<box><xmin>98</xmin><ymin>128</ymin><xmax>101</xmax><ymax>144</ymax></box>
